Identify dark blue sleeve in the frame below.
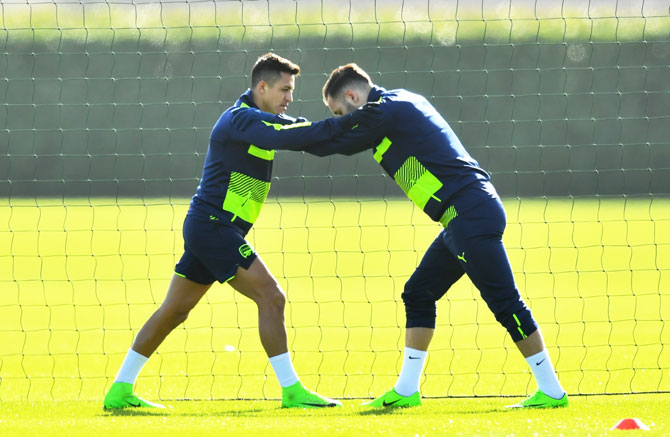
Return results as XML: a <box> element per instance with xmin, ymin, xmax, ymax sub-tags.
<box><xmin>302</xmin><ymin>126</ymin><xmax>381</xmax><ymax>156</ymax></box>
<box><xmin>228</xmin><ymin>107</ymin><xmax>355</xmax><ymax>150</ymax></box>
<box><xmin>302</xmin><ymin>103</ymin><xmax>388</xmax><ymax>156</ymax></box>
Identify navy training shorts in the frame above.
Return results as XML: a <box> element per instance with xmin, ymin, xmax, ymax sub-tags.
<box><xmin>174</xmin><ymin>214</ymin><xmax>257</xmax><ymax>285</ymax></box>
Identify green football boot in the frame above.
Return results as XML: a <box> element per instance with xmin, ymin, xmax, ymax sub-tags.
<box><xmin>281</xmin><ymin>381</ymin><xmax>342</xmax><ymax>408</ymax></box>
<box><xmin>103</xmin><ymin>382</ymin><xmax>165</xmax><ymax>410</ymax></box>
<box><xmin>363</xmin><ymin>388</ymin><xmax>421</xmax><ymax>408</ymax></box>
<box><xmin>506</xmin><ymin>390</ymin><xmax>568</xmax><ymax>409</ymax></box>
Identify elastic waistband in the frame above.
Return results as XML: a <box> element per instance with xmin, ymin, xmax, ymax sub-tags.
<box><xmin>186</xmin><ymin>209</ymin><xmax>252</xmax><ymax>236</ymax></box>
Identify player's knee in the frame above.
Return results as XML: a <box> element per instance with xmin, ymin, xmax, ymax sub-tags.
<box><xmin>402</xmin><ymin>284</ymin><xmax>438</xmax><ymax>329</ymax></box>
<box><xmin>256</xmin><ymin>283</ymin><xmax>286</xmax><ymax>312</ymax></box>
<box><xmin>159</xmin><ymin>306</ymin><xmax>191</xmax><ymax>328</ymax></box>
<box><xmin>173</xmin><ymin>308</ymin><xmax>191</xmax><ymax>326</ymax></box>
<box><xmin>269</xmin><ymin>286</ymin><xmax>286</xmax><ymax>311</ymax></box>
<box><xmin>498</xmin><ymin>305</ymin><xmax>538</xmax><ymax>342</ymax></box>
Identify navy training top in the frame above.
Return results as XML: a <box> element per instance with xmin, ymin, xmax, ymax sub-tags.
<box><xmin>297</xmin><ymin>86</ymin><xmax>492</xmax><ymax>223</ymax></box>
<box><xmin>188</xmin><ymin>89</ymin><xmax>357</xmax><ymax>235</ymax></box>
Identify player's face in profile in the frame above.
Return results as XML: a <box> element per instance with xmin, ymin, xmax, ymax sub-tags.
<box><xmin>258</xmin><ymin>72</ymin><xmax>295</xmax><ymax>114</ymax></box>
<box><xmin>326</xmin><ymin>92</ymin><xmax>360</xmax><ymax>117</ymax></box>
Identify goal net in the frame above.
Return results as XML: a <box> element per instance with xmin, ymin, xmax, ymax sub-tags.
<box><xmin>1</xmin><ymin>0</ymin><xmax>669</xmax><ymax>401</ymax></box>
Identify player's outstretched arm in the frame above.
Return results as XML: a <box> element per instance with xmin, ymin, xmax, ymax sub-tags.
<box><xmin>303</xmin><ymin>128</ymin><xmax>379</xmax><ymax>157</ymax></box>
<box><xmin>303</xmin><ymin>100</ymin><xmax>385</xmax><ymax>156</ymax></box>
<box><xmin>228</xmin><ymin>103</ymin><xmax>381</xmax><ymax>151</ymax></box>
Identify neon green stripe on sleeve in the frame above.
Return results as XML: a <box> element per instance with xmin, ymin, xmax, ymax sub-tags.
<box><xmin>248</xmin><ymin>144</ymin><xmax>275</xmax><ymax>161</ymax></box>
<box><xmin>261</xmin><ymin>120</ymin><xmax>313</xmax><ymax>130</ymax></box>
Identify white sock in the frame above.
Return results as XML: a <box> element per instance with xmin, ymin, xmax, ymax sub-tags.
<box><xmin>525</xmin><ymin>349</ymin><xmax>565</xmax><ymax>399</ymax></box>
<box><xmin>114</xmin><ymin>348</ymin><xmax>149</xmax><ymax>385</ymax></box>
<box><xmin>394</xmin><ymin>347</ymin><xmax>427</xmax><ymax>396</ymax></box>
<box><xmin>269</xmin><ymin>352</ymin><xmax>299</xmax><ymax>388</ymax></box>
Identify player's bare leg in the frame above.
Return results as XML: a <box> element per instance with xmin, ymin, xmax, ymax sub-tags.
<box><xmin>514</xmin><ymin>329</ymin><xmax>545</xmax><ymax>358</ymax></box>
<box><xmin>228</xmin><ymin>257</ymin><xmax>289</xmax><ymax>357</ymax></box>
<box><xmin>104</xmin><ymin>275</ymin><xmax>212</xmax><ymax>409</ymax></box>
<box><xmin>133</xmin><ymin>275</ymin><xmax>212</xmax><ymax>356</ymax></box>
<box><xmin>405</xmin><ymin>327</ymin><xmax>434</xmax><ymax>351</ymax></box>
<box><xmin>229</xmin><ymin>257</ymin><xmax>341</xmax><ymax>408</ymax></box>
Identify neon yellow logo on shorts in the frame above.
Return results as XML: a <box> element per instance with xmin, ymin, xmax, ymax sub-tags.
<box><xmin>239</xmin><ymin>244</ymin><xmax>253</xmax><ymax>258</ymax></box>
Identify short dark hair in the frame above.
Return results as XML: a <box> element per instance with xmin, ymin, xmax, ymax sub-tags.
<box><xmin>250</xmin><ymin>53</ymin><xmax>300</xmax><ymax>88</ymax></box>
<box><xmin>322</xmin><ymin>63</ymin><xmax>373</xmax><ymax>101</ymax></box>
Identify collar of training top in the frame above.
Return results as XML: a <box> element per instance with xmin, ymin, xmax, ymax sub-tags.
<box><xmin>367</xmin><ymin>85</ymin><xmax>386</xmax><ymax>103</ymax></box>
<box><xmin>238</xmin><ymin>89</ymin><xmax>257</xmax><ymax>109</ymax></box>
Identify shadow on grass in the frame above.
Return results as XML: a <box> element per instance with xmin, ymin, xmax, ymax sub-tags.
<box><xmin>100</xmin><ymin>406</ymin><xmax>270</xmax><ymax>417</ymax></box>
<box><xmin>100</xmin><ymin>407</ymin><xmax>269</xmax><ymax>417</ymax></box>
<box><xmin>356</xmin><ymin>403</ymin><xmax>507</xmax><ymax>416</ymax></box>
<box><xmin>455</xmin><ymin>407</ymin><xmax>507</xmax><ymax>415</ymax></box>
<box><xmin>100</xmin><ymin>408</ymin><xmax>171</xmax><ymax>417</ymax></box>
<box><xmin>192</xmin><ymin>408</ymin><xmax>270</xmax><ymax>417</ymax></box>
<box><xmin>99</xmin><ymin>400</ymin><xmax>507</xmax><ymax>418</ymax></box>
<box><xmin>357</xmin><ymin>407</ymin><xmax>406</xmax><ymax>416</ymax></box>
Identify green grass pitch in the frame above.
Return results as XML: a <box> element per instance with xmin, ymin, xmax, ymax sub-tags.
<box><xmin>1</xmin><ymin>394</ymin><xmax>668</xmax><ymax>436</ymax></box>
<box><xmin>1</xmin><ymin>197</ymin><xmax>669</xmax><ymax>434</ymax></box>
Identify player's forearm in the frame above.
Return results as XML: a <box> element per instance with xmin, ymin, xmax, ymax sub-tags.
<box><xmin>303</xmin><ymin>139</ymin><xmax>372</xmax><ymax>156</ymax></box>
<box><xmin>239</xmin><ymin>117</ymin><xmax>354</xmax><ymax>151</ymax></box>
<box><xmin>302</xmin><ymin>123</ymin><xmax>382</xmax><ymax>156</ymax></box>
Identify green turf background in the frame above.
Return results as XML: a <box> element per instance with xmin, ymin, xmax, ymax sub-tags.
<box><xmin>2</xmin><ymin>197</ymin><xmax>669</xmax><ymax>401</ymax></box>
<box><xmin>2</xmin><ymin>395</ymin><xmax>670</xmax><ymax>436</ymax></box>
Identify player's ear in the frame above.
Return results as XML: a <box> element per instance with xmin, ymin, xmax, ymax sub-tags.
<box><xmin>344</xmin><ymin>89</ymin><xmax>358</xmax><ymax>105</ymax></box>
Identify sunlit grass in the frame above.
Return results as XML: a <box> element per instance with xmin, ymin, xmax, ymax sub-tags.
<box><xmin>1</xmin><ymin>394</ymin><xmax>669</xmax><ymax>436</ymax></box>
<box><xmin>1</xmin><ymin>197</ymin><xmax>669</xmax><ymax>402</ymax></box>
